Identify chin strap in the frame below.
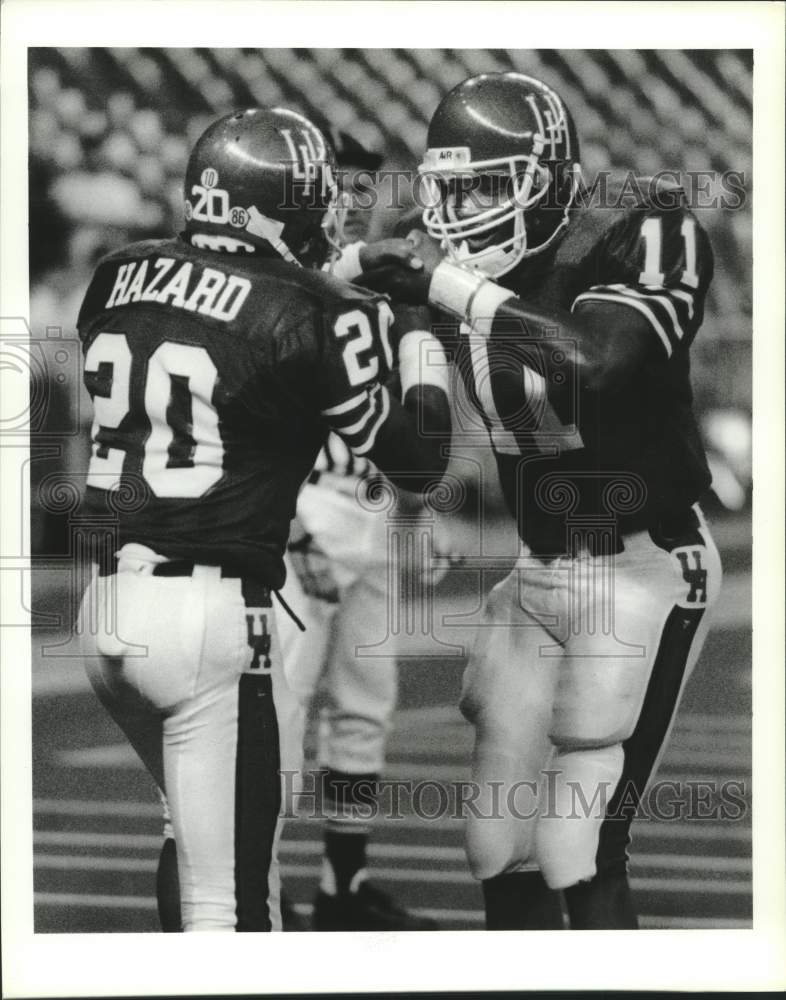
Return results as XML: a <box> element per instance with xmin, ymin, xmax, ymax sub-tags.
<box><xmin>245</xmin><ymin>206</ymin><xmax>302</xmax><ymax>266</ymax></box>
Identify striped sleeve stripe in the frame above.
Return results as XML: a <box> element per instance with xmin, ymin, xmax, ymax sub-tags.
<box><xmin>571</xmin><ymin>291</ymin><xmax>674</xmax><ymax>358</ymax></box>
<box><xmin>600</xmin><ymin>284</ymin><xmax>689</xmax><ymax>342</ymax></box>
<box><xmin>348</xmin><ymin>386</ymin><xmax>391</xmax><ymax>457</ymax></box>
<box><xmin>322</xmin><ymin>393</ymin><xmax>375</xmax><ymax>434</ymax></box>
<box><xmin>580</xmin><ymin>282</ymin><xmax>695</xmax><ymax>333</ymax></box>
<box><xmin>321</xmin><ymin>391</ymin><xmax>369</xmax><ymax>418</ymax></box>
<box><xmin>662</xmin><ymin>287</ymin><xmax>695</xmax><ymax>320</ymax></box>
<box><xmin>325</xmin><ymin>384</ymin><xmax>391</xmax><ymax>457</ymax></box>
<box><xmin>339</xmin><ymin>401</ymin><xmax>380</xmax><ymax>438</ymax></box>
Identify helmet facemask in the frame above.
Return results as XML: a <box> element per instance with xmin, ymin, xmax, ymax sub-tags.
<box><xmin>321</xmin><ymin>186</ymin><xmax>350</xmax><ymax>258</ymax></box>
<box><xmin>421</xmin><ymin>151</ymin><xmax>581</xmax><ymax>278</ymax></box>
<box><xmin>288</xmin><ymin>159</ymin><xmax>344</xmax><ymax>268</ymax></box>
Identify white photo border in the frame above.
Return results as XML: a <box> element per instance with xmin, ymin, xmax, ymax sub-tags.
<box><xmin>1</xmin><ymin>1</ymin><xmax>784</xmax><ymax>995</ymax></box>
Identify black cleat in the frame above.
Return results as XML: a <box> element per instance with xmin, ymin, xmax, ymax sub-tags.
<box><xmin>313</xmin><ymin>881</ymin><xmax>439</xmax><ymax>931</ymax></box>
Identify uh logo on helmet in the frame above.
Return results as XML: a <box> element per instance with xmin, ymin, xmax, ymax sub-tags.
<box><xmin>419</xmin><ymin>72</ymin><xmax>583</xmax><ymax>278</ymax></box>
<box><xmin>183</xmin><ymin>107</ymin><xmax>340</xmax><ymax>266</ymax></box>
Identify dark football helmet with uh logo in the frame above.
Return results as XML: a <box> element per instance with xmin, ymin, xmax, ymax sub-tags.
<box><xmin>419</xmin><ymin>72</ymin><xmax>582</xmax><ymax>277</ymax></box>
<box><xmin>183</xmin><ymin>107</ymin><xmax>342</xmax><ymax>266</ymax></box>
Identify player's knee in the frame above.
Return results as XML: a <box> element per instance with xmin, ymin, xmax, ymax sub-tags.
<box><xmin>550</xmin><ymin>725</ymin><xmax>628</xmax><ymax>751</ymax></box>
<box><xmin>464</xmin><ymin>794</ymin><xmax>539</xmax><ymax>882</ymax></box>
<box><xmin>550</xmin><ymin>702</ymin><xmax>636</xmax><ymax>749</ymax></box>
<box><xmin>465</xmin><ymin>826</ymin><xmax>533</xmax><ymax>882</ymax></box>
<box><xmin>536</xmin><ymin>824</ymin><xmax>598</xmax><ymax>890</ymax></box>
<box><xmin>535</xmin><ymin>743</ymin><xmax>625</xmax><ymax>890</ymax></box>
<box><xmin>551</xmin><ymin>661</ymin><xmax>644</xmax><ymax>748</ymax></box>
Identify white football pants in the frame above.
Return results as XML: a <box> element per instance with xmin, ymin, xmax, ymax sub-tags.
<box><xmin>459</xmin><ymin>507</ymin><xmax>722</xmax><ymax>890</ymax></box>
<box><xmin>79</xmin><ymin>544</ymin><xmax>304</xmax><ymax>931</ymax></box>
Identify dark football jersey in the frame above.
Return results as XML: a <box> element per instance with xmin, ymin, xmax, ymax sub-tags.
<box><xmin>448</xmin><ymin>180</ymin><xmax>714</xmax><ymax>554</ymax></box>
<box><xmin>77</xmin><ymin>237</ymin><xmax>400</xmax><ymax>587</ymax></box>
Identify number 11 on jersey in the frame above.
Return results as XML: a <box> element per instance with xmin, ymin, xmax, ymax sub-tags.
<box><xmin>639</xmin><ymin>215</ymin><xmax>699</xmax><ymax>289</ymax></box>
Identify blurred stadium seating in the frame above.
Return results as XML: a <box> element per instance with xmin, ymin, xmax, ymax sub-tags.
<box><xmin>27</xmin><ymin>48</ymin><xmax>753</xmax><ymax>550</ymax></box>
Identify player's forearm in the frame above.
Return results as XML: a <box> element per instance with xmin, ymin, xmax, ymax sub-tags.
<box><xmin>369</xmin><ymin>385</ymin><xmax>450</xmax><ymax>493</ymax></box>
<box><xmin>369</xmin><ymin>329</ymin><xmax>451</xmax><ymax>492</ymax></box>
<box><xmin>428</xmin><ymin>260</ymin><xmax>628</xmax><ymax>393</ymax></box>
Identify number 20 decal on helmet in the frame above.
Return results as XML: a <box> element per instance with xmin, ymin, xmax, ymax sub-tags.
<box><xmin>183</xmin><ymin>108</ymin><xmax>340</xmax><ymax>267</ymax></box>
<box><xmin>419</xmin><ymin>72</ymin><xmax>583</xmax><ymax>277</ymax></box>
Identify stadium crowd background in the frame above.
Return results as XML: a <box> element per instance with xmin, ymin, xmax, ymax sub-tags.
<box><xmin>27</xmin><ymin>47</ymin><xmax>753</xmax><ymax>553</ymax></box>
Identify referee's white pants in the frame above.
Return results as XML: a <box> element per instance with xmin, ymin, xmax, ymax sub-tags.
<box><xmin>277</xmin><ymin>481</ymin><xmax>397</xmax><ymax>776</ymax></box>
<box><xmin>78</xmin><ymin>546</ymin><xmax>305</xmax><ymax>931</ymax></box>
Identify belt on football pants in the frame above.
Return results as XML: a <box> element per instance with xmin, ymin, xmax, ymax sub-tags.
<box><xmin>97</xmin><ymin>558</ymin><xmax>309</xmax><ymax>629</ymax></box>
<box><xmin>98</xmin><ymin>559</ymin><xmax>272</xmax><ymax>609</ymax></box>
<box><xmin>527</xmin><ymin>506</ymin><xmax>703</xmax><ymax>560</ymax></box>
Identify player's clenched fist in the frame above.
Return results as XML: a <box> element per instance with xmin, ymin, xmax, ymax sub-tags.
<box><xmin>354</xmin><ymin>232</ymin><xmax>442</xmax><ymax>305</ymax></box>
<box><xmin>357</xmin><ymin>237</ymin><xmax>425</xmax><ymax>273</ymax></box>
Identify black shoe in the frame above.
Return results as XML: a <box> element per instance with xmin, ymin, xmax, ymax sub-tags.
<box><xmin>313</xmin><ymin>881</ymin><xmax>439</xmax><ymax>931</ymax></box>
<box><xmin>280</xmin><ymin>889</ymin><xmax>310</xmax><ymax>932</ymax></box>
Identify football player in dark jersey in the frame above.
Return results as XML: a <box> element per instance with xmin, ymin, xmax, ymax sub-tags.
<box><xmin>358</xmin><ymin>71</ymin><xmax>722</xmax><ymax>930</ymax></box>
<box><xmin>75</xmin><ymin>107</ymin><xmax>450</xmax><ymax>932</ymax></box>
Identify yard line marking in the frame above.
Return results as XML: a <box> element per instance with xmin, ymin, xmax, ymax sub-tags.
<box><xmin>35</xmin><ymin>854</ymin><xmax>156</xmax><ymax>872</ymax></box>
<box><xmin>35</xmin><ymin>831</ymin><xmax>162</xmax><ymax>849</ymax></box>
<box><xmin>34</xmin><ymin>798</ymin><xmax>162</xmax><ymax>818</ymax></box>
<box><xmin>630</xmin><ymin>854</ymin><xmax>750</xmax><ymax>874</ymax></box>
<box><xmin>631</xmin><ymin>824</ymin><xmax>750</xmax><ymax>842</ymax></box>
<box><xmin>383</xmin><ymin>736</ymin><xmax>750</xmax><ymax>762</ymax></box>
<box><xmin>391</xmin><ymin>705</ymin><xmax>750</xmax><ymax>735</ymax></box>
<box><xmin>33</xmin><ymin>809</ymin><xmax>752</xmax><ymax>841</ymax></box>
<box><xmin>35</xmin><ymin>892</ymin><xmax>157</xmax><ymax>911</ymax></box>
<box><xmin>57</xmin><ymin>744</ymin><xmax>139</xmax><ymax>768</ymax></box>
<box><xmin>665</xmin><ymin>739</ymin><xmax>749</xmax><ymax>755</ymax></box>
<box><xmin>381</xmin><ymin>747</ymin><xmax>750</xmax><ymax>769</ymax></box>
<box><xmin>34</xmin><ymin>845</ymin><xmax>749</xmax><ymax>876</ymax></box>
<box><xmin>656</xmin><ymin>750</ymin><xmax>750</xmax><ymax>769</ymax></box>
<box><xmin>393</xmin><ymin>704</ymin><xmax>466</xmax><ymax>728</ymax></box>
<box><xmin>382</xmin><ymin>760</ymin><xmax>749</xmax><ymax>782</ymax></box>
<box><xmin>639</xmin><ymin>915</ymin><xmax>752</xmax><ymax>929</ymax></box>
<box><xmin>280</xmin><ymin>842</ymin><xmax>750</xmax><ymax>874</ymax></box>
<box><xmin>282</xmin><ymin>841</ymin><xmax>464</xmax><ymax>862</ymax></box>
<box><xmin>672</xmin><ymin>714</ymin><xmax>750</xmax><ymax>732</ymax></box>
<box><xmin>631</xmin><ymin>877</ymin><xmax>751</xmax><ymax>895</ymax></box>
<box><xmin>278</xmin><ymin>865</ymin><xmax>752</xmax><ymax>894</ymax></box>
<box><xmin>58</xmin><ymin>746</ymin><xmax>748</xmax><ymax>781</ymax></box>
<box><xmin>287</xmin><ymin>906</ymin><xmax>752</xmax><ymax>930</ymax></box>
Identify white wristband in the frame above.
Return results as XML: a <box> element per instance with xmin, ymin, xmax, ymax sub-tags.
<box><xmin>428</xmin><ymin>259</ymin><xmax>515</xmax><ymax>337</ymax></box>
<box><xmin>467</xmin><ymin>281</ymin><xmax>516</xmax><ymax>337</ymax></box>
<box><xmin>428</xmin><ymin>259</ymin><xmax>485</xmax><ymax>319</ymax></box>
<box><xmin>398</xmin><ymin>330</ymin><xmax>449</xmax><ymax>397</ymax></box>
<box><xmin>329</xmin><ymin>241</ymin><xmax>366</xmax><ymax>282</ymax></box>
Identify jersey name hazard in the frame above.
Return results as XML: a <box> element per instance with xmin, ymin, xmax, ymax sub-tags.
<box><xmin>105</xmin><ymin>256</ymin><xmax>251</xmax><ymax>323</ymax></box>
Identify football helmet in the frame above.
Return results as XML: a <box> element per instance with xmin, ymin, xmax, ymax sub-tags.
<box><xmin>419</xmin><ymin>72</ymin><xmax>582</xmax><ymax>277</ymax></box>
<box><xmin>183</xmin><ymin>107</ymin><xmax>340</xmax><ymax>266</ymax></box>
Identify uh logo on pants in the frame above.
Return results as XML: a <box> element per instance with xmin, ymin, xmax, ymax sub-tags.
<box><xmin>246</xmin><ymin>612</ymin><xmax>272</xmax><ymax>671</ymax></box>
<box><xmin>673</xmin><ymin>548</ymin><xmax>709</xmax><ymax>606</ymax></box>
